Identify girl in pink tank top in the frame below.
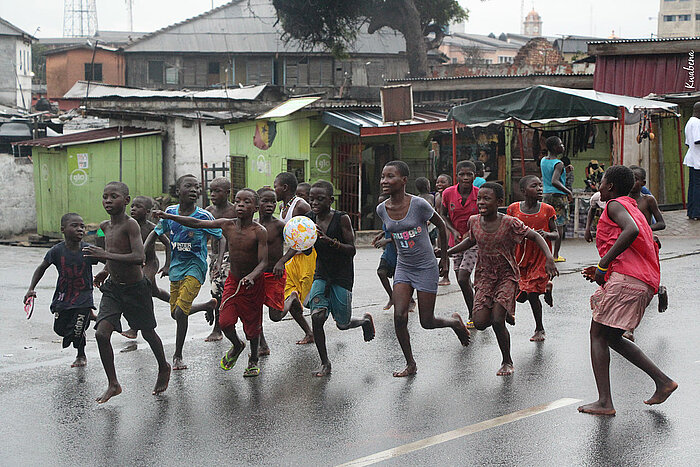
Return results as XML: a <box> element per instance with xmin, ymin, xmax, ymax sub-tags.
<box><xmin>578</xmin><ymin>166</ymin><xmax>676</xmax><ymax>417</ymax></box>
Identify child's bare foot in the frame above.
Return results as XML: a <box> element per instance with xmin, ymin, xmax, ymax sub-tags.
<box><xmin>120</xmin><ymin>342</ymin><xmax>137</xmax><ymax>353</ymax></box>
<box><xmin>622</xmin><ymin>330</ymin><xmax>635</xmax><ymax>342</ymax></box>
<box><xmin>383</xmin><ymin>299</ymin><xmax>394</xmax><ymax>310</ymax></box>
<box><xmin>408</xmin><ymin>299</ymin><xmax>416</xmax><ymax>313</ymax></box>
<box><xmin>205</xmin><ymin>329</ymin><xmax>223</xmax><ymax>342</ymax></box>
<box><xmin>530</xmin><ymin>330</ymin><xmax>546</xmax><ymax>342</ymax></box>
<box><xmin>393</xmin><ymin>363</ymin><xmax>417</xmax><ymax>377</ymax></box>
<box><xmin>296</xmin><ymin>334</ymin><xmax>314</xmax><ymax>345</ymax></box>
<box><xmin>544</xmin><ymin>282</ymin><xmax>553</xmax><ymax>307</ymax></box>
<box><xmin>258</xmin><ymin>345</ymin><xmax>271</xmax><ymax>356</ymax></box>
<box><xmin>438</xmin><ymin>277</ymin><xmax>451</xmax><ymax>286</ymax></box>
<box><xmin>452</xmin><ymin>313</ymin><xmax>471</xmax><ymax>346</ymax></box>
<box><xmin>644</xmin><ymin>380</ymin><xmax>678</xmax><ymax>405</ymax></box>
<box><xmin>657</xmin><ymin>285</ymin><xmax>668</xmax><ymax>313</ymax></box>
<box><xmin>505</xmin><ymin>311</ymin><xmax>515</xmax><ymax>326</ymax></box>
<box><xmin>313</xmin><ymin>363</ymin><xmax>331</xmax><ymax>377</ymax></box>
<box><xmin>577</xmin><ymin>401</ymin><xmax>616</xmax><ymax>416</ymax></box>
<box><xmin>172</xmin><ymin>356</ymin><xmax>188</xmax><ymax>370</ymax></box>
<box><xmin>71</xmin><ymin>356</ymin><xmax>87</xmax><ymax>367</ymax></box>
<box><xmin>121</xmin><ymin>329</ymin><xmax>138</xmax><ymax>339</ymax></box>
<box><xmin>496</xmin><ymin>363</ymin><xmax>514</xmax><ymax>376</ymax></box>
<box><xmin>96</xmin><ymin>383</ymin><xmax>122</xmax><ymax>404</ymax></box>
<box><xmin>153</xmin><ymin>363</ymin><xmax>171</xmax><ymax>395</ymax></box>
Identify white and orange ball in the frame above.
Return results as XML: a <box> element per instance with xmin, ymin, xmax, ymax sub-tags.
<box><xmin>284</xmin><ymin>215</ymin><xmax>317</xmax><ymax>251</ymax></box>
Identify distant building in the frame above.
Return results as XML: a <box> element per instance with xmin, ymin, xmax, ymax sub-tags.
<box><xmin>122</xmin><ymin>0</ymin><xmax>428</xmax><ymax>99</ymax></box>
<box><xmin>657</xmin><ymin>0</ymin><xmax>699</xmax><ymax>37</ymax></box>
<box><xmin>553</xmin><ymin>35</ymin><xmax>606</xmax><ymax>62</ymax></box>
<box><xmin>523</xmin><ymin>9</ymin><xmax>543</xmax><ymax>37</ymax></box>
<box><xmin>45</xmin><ymin>44</ymin><xmax>125</xmax><ymax>103</ymax></box>
<box><xmin>0</xmin><ymin>17</ymin><xmax>35</xmax><ymax>109</ymax></box>
<box><xmin>439</xmin><ymin>33</ymin><xmax>520</xmax><ymax>65</ymax></box>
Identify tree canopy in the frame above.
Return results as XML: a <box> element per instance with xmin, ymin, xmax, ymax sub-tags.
<box><xmin>271</xmin><ymin>0</ymin><xmax>468</xmax><ymax>78</ymax></box>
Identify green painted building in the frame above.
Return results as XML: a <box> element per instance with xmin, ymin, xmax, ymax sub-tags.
<box><xmin>18</xmin><ymin>127</ymin><xmax>163</xmax><ymax>236</ymax></box>
<box><xmin>224</xmin><ymin>106</ymin><xmax>450</xmax><ymax>230</ymax></box>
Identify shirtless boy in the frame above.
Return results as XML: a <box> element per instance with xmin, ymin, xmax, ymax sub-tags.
<box><xmin>120</xmin><ymin>195</ymin><xmax>172</xmax><ymax>340</ymax></box>
<box><xmin>306</xmin><ymin>180</ymin><xmax>375</xmax><ymax>376</ymax></box>
<box><xmin>204</xmin><ymin>177</ymin><xmax>237</xmax><ymax>342</ymax></box>
<box><xmin>153</xmin><ymin>175</ymin><xmax>222</xmax><ymax>370</ymax></box>
<box><xmin>256</xmin><ymin>187</ymin><xmax>288</xmax><ymax>356</ymax></box>
<box><xmin>156</xmin><ymin>189</ymin><xmax>268</xmax><ymax>377</ymax></box>
<box><xmin>85</xmin><ymin>182</ymin><xmax>170</xmax><ymax>404</ymax></box>
<box><xmin>273</xmin><ymin>172</ymin><xmax>315</xmax><ymax>344</ymax></box>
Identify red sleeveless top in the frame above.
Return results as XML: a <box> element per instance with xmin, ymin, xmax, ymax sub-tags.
<box><xmin>596</xmin><ymin>196</ymin><xmax>660</xmax><ymax>292</ymax></box>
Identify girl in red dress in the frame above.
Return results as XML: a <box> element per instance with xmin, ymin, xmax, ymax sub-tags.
<box><xmin>507</xmin><ymin>176</ymin><xmax>559</xmax><ymax>342</ymax></box>
<box><xmin>448</xmin><ymin>183</ymin><xmax>559</xmax><ymax>376</ymax></box>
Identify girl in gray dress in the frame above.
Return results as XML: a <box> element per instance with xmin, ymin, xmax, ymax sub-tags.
<box><xmin>376</xmin><ymin>161</ymin><xmax>471</xmax><ymax>377</ymax></box>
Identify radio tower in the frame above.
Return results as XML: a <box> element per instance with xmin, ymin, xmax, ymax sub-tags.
<box><xmin>126</xmin><ymin>0</ymin><xmax>134</xmax><ymax>32</ymax></box>
<box><xmin>63</xmin><ymin>0</ymin><xmax>98</xmax><ymax>37</ymax></box>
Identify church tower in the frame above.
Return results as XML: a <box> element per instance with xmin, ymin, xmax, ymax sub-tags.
<box><xmin>523</xmin><ymin>8</ymin><xmax>542</xmax><ymax>37</ymax></box>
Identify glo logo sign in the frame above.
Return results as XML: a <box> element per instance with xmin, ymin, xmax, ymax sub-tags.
<box><xmin>315</xmin><ymin>153</ymin><xmax>331</xmax><ymax>173</ymax></box>
<box><xmin>70</xmin><ymin>169</ymin><xmax>89</xmax><ymax>186</ymax></box>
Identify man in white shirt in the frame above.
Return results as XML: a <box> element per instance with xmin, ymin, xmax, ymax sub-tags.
<box><xmin>684</xmin><ymin>102</ymin><xmax>700</xmax><ymax>220</ymax></box>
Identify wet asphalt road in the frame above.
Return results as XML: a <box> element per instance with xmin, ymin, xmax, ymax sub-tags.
<box><xmin>0</xmin><ymin>239</ymin><xmax>699</xmax><ymax>466</ymax></box>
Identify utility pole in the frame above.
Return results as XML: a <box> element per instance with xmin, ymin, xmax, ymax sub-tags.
<box><xmin>126</xmin><ymin>0</ymin><xmax>134</xmax><ymax>32</ymax></box>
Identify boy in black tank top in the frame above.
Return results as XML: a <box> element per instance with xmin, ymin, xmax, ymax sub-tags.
<box><xmin>306</xmin><ymin>180</ymin><xmax>375</xmax><ymax>377</ymax></box>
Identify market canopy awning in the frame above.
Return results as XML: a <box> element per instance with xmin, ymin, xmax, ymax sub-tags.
<box><xmin>322</xmin><ymin>110</ymin><xmax>450</xmax><ymax>136</ymax></box>
<box><xmin>448</xmin><ymin>85</ymin><xmax>680</xmax><ymax>127</ymax></box>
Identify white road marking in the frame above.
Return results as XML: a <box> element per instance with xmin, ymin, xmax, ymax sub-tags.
<box><xmin>337</xmin><ymin>397</ymin><xmax>582</xmax><ymax>467</ymax></box>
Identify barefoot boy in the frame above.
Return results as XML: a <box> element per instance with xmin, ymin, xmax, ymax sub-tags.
<box><xmin>85</xmin><ymin>182</ymin><xmax>170</xmax><ymax>403</ymax></box>
<box><xmin>256</xmin><ymin>186</ymin><xmax>288</xmax><ymax>355</ymax></box>
<box><xmin>156</xmin><ymin>188</ymin><xmax>268</xmax><ymax>377</ymax></box>
<box><xmin>204</xmin><ymin>177</ymin><xmax>237</xmax><ymax>342</ymax></box>
<box><xmin>153</xmin><ymin>174</ymin><xmax>222</xmax><ymax>370</ymax></box>
<box><xmin>24</xmin><ymin>213</ymin><xmax>96</xmax><ymax>367</ymax></box>
<box><xmin>579</xmin><ymin>165</ymin><xmax>677</xmax><ymax>416</ymax></box>
<box><xmin>507</xmin><ymin>176</ymin><xmax>558</xmax><ymax>342</ymax></box>
<box><xmin>273</xmin><ymin>172</ymin><xmax>315</xmax><ymax>344</ymax></box>
<box><xmin>119</xmin><ymin>195</ymin><xmax>172</xmax><ymax>340</ymax></box>
<box><xmin>305</xmin><ymin>180</ymin><xmax>374</xmax><ymax>376</ymax></box>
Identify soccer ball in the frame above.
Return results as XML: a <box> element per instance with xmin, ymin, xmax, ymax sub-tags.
<box><xmin>284</xmin><ymin>216</ymin><xmax>317</xmax><ymax>251</ymax></box>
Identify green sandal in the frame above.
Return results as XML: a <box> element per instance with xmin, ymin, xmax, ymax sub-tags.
<box><xmin>243</xmin><ymin>366</ymin><xmax>260</xmax><ymax>377</ymax></box>
<box><xmin>220</xmin><ymin>344</ymin><xmax>244</xmax><ymax>371</ymax></box>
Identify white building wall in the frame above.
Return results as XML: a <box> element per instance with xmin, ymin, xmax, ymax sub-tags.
<box><xmin>0</xmin><ymin>154</ymin><xmax>36</xmax><ymax>238</ymax></box>
<box><xmin>15</xmin><ymin>40</ymin><xmax>32</xmax><ymax>110</ymax></box>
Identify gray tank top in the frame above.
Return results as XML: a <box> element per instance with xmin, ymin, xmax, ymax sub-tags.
<box><xmin>376</xmin><ymin>196</ymin><xmax>437</xmax><ymax>270</ymax></box>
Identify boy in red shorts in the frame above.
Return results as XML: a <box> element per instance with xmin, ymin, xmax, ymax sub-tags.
<box><xmin>155</xmin><ymin>188</ymin><xmax>268</xmax><ymax>377</ymax></box>
<box><xmin>579</xmin><ymin>165</ymin><xmax>677</xmax><ymax>416</ymax></box>
<box><xmin>256</xmin><ymin>187</ymin><xmax>287</xmax><ymax>355</ymax></box>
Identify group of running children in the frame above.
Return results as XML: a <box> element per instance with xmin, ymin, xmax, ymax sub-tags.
<box><xmin>24</xmin><ymin>141</ymin><xmax>677</xmax><ymax>415</ymax></box>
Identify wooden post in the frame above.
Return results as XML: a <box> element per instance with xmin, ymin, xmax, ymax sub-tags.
<box><xmin>197</xmin><ymin>113</ymin><xmax>206</xmax><ymax>207</ymax></box>
<box><xmin>118</xmin><ymin>125</ymin><xmax>123</xmax><ymax>182</ymax></box>
<box><xmin>619</xmin><ymin>106</ymin><xmax>625</xmax><ymax>166</ymax></box>
<box><xmin>396</xmin><ymin>122</ymin><xmax>402</xmax><ymax>157</ymax></box>
<box><xmin>676</xmin><ymin>115</ymin><xmax>687</xmax><ymax>208</ymax></box>
<box><xmin>517</xmin><ymin>121</ymin><xmax>526</xmax><ymax>177</ymax></box>
<box><xmin>452</xmin><ymin>119</ymin><xmax>457</xmax><ymax>183</ymax></box>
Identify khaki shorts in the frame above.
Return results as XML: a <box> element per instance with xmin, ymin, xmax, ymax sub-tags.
<box><xmin>591</xmin><ymin>272</ymin><xmax>655</xmax><ymax>331</ymax></box>
<box><xmin>170</xmin><ymin>275</ymin><xmax>202</xmax><ymax>317</ymax></box>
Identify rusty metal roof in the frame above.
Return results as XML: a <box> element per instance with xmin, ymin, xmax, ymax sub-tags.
<box><xmin>125</xmin><ymin>0</ymin><xmax>407</xmax><ymax>55</ymax></box>
<box><xmin>322</xmin><ymin>110</ymin><xmax>450</xmax><ymax>137</ymax></box>
<box><xmin>14</xmin><ymin>127</ymin><xmax>162</xmax><ymax>148</ymax></box>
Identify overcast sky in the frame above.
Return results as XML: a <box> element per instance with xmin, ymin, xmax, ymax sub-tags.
<box><xmin>1</xmin><ymin>0</ymin><xmax>660</xmax><ymax>40</ymax></box>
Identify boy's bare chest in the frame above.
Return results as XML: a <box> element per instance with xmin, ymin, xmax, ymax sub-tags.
<box><xmin>104</xmin><ymin>224</ymin><xmax>131</xmax><ymax>252</ymax></box>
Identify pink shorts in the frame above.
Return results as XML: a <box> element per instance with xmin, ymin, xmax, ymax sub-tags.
<box><xmin>590</xmin><ymin>272</ymin><xmax>655</xmax><ymax>331</ymax></box>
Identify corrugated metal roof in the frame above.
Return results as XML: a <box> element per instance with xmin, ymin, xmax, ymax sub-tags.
<box><xmin>452</xmin><ymin>33</ymin><xmax>521</xmax><ymax>50</ymax></box>
<box><xmin>588</xmin><ymin>36</ymin><xmax>700</xmax><ymax>45</ymax></box>
<box><xmin>63</xmin><ymin>81</ymin><xmax>267</xmax><ymax>100</ymax></box>
<box><xmin>322</xmin><ymin>110</ymin><xmax>449</xmax><ymax>136</ymax></box>
<box><xmin>386</xmin><ymin>73</ymin><xmax>594</xmax><ymax>83</ymax></box>
<box><xmin>257</xmin><ymin>97</ymin><xmax>321</xmax><ymax>119</ymax></box>
<box><xmin>14</xmin><ymin>127</ymin><xmax>162</xmax><ymax>148</ymax></box>
<box><xmin>126</xmin><ymin>0</ymin><xmax>407</xmax><ymax>54</ymax></box>
<box><xmin>0</xmin><ymin>17</ymin><xmax>35</xmax><ymax>39</ymax></box>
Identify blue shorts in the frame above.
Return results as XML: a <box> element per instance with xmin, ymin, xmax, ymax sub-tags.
<box><xmin>308</xmin><ymin>279</ymin><xmax>352</xmax><ymax>326</ymax></box>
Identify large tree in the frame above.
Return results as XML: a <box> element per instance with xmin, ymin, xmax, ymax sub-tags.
<box><xmin>271</xmin><ymin>0</ymin><xmax>468</xmax><ymax>78</ymax></box>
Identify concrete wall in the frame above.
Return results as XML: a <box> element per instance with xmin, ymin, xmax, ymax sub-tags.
<box><xmin>0</xmin><ymin>36</ymin><xmax>17</xmax><ymax>107</ymax></box>
<box><xmin>108</xmin><ymin>116</ymin><xmax>229</xmax><ymax>192</ymax></box>
<box><xmin>0</xmin><ymin>154</ymin><xmax>36</xmax><ymax>237</ymax></box>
